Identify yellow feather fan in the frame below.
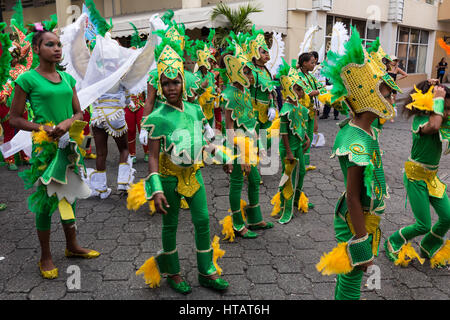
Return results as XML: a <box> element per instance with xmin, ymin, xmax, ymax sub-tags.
<box><xmin>212</xmin><ymin>235</ymin><xmax>225</xmax><ymax>275</ymax></box>
<box><xmin>394</xmin><ymin>243</ymin><xmax>425</xmax><ymax>267</ymax></box>
<box><xmin>136</xmin><ymin>256</ymin><xmax>161</xmax><ymax>288</ymax></box>
<box><xmin>405</xmin><ymin>85</ymin><xmax>435</xmax><ymax>112</ymax></box>
<box><xmin>267</xmin><ymin>116</ymin><xmax>280</xmax><ymax>139</ymax></box>
<box><xmin>32</xmin><ymin>123</ymin><xmax>55</xmax><ymax>145</ymax></box>
<box><xmin>430</xmin><ymin>240</ymin><xmax>450</xmax><ymax>269</ymax></box>
<box><xmin>298</xmin><ymin>192</ymin><xmax>309</xmax><ymax>214</ymax></box>
<box><xmin>220</xmin><ymin>215</ymin><xmax>235</xmax><ymax>243</ymax></box>
<box><xmin>316</xmin><ymin>242</ymin><xmax>353</xmax><ymax>275</ymax></box>
<box><xmin>270</xmin><ymin>192</ymin><xmax>282</xmax><ymax>217</ymax></box>
<box><xmin>234</xmin><ymin>136</ymin><xmax>259</xmax><ymax>165</ymax></box>
<box><xmin>127</xmin><ymin>180</ymin><xmax>148</xmax><ymax>211</ymax></box>
<box><xmin>148</xmin><ymin>200</ymin><xmax>156</xmax><ymax>215</ymax></box>
<box><xmin>318</xmin><ymin>92</ymin><xmax>332</xmax><ymax>105</ymax></box>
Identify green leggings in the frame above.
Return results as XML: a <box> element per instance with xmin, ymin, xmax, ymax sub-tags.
<box><xmin>279</xmin><ymin>146</ymin><xmax>306</xmax><ymax>219</ymax></box>
<box><xmin>36</xmin><ymin>202</ymin><xmax>76</xmax><ymax>231</ymax></box>
<box><xmin>304</xmin><ymin>117</ymin><xmax>314</xmax><ymax>166</ymax></box>
<box><xmin>229</xmin><ymin>163</ymin><xmax>263</xmax><ymax>230</ymax></box>
<box><xmin>159</xmin><ymin>171</ymin><xmax>216</xmax><ymax>276</ymax></box>
<box><xmin>388</xmin><ymin>174</ymin><xmax>450</xmax><ymax>257</ymax></box>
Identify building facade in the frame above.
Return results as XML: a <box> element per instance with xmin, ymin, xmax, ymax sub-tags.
<box><xmin>1</xmin><ymin>0</ymin><xmax>449</xmax><ymax>86</ymax></box>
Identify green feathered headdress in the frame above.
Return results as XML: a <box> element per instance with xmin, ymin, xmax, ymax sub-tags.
<box><xmin>277</xmin><ymin>58</ymin><xmax>308</xmax><ymax>101</ymax></box>
<box><xmin>85</xmin><ymin>0</ymin><xmax>113</xmax><ymax>37</ymax></box>
<box><xmin>153</xmin><ymin>19</ymin><xmax>192</xmax><ymax>52</ymax></box>
<box><xmin>0</xmin><ymin>23</ymin><xmax>13</xmax><ymax>87</ymax></box>
<box><xmin>186</xmin><ymin>39</ymin><xmax>216</xmax><ymax>69</ymax></box>
<box><xmin>155</xmin><ymin>38</ymin><xmax>187</xmax><ymax>100</ymax></box>
<box><xmin>10</xmin><ymin>0</ymin><xmax>27</xmax><ymax>34</ymax></box>
<box><xmin>130</xmin><ymin>23</ymin><xmax>146</xmax><ymax>49</ymax></box>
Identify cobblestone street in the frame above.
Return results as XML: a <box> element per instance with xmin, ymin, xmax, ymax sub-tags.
<box><xmin>0</xmin><ymin>114</ymin><xmax>449</xmax><ymax>300</ymax></box>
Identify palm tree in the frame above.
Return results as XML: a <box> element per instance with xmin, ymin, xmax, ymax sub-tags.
<box><xmin>211</xmin><ymin>1</ymin><xmax>263</xmax><ymax>50</ymax></box>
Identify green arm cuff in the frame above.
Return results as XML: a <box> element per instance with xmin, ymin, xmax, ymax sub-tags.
<box><xmin>144</xmin><ymin>173</ymin><xmax>164</xmax><ymax>200</ymax></box>
<box><xmin>433</xmin><ymin>98</ymin><xmax>444</xmax><ymax>116</ymax></box>
<box><xmin>347</xmin><ymin>234</ymin><xmax>374</xmax><ymax>267</ymax></box>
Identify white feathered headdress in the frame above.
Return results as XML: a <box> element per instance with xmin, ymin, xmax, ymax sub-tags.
<box><xmin>330</xmin><ymin>22</ymin><xmax>349</xmax><ymax>55</ymax></box>
<box><xmin>298</xmin><ymin>25</ymin><xmax>320</xmax><ymax>57</ymax></box>
<box><xmin>266</xmin><ymin>31</ymin><xmax>285</xmax><ymax>78</ymax></box>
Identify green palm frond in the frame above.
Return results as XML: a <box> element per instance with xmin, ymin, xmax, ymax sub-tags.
<box><xmin>211</xmin><ymin>1</ymin><xmax>262</xmax><ymax>49</ymax></box>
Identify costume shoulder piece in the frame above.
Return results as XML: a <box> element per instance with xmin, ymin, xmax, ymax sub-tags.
<box><xmin>185</xmin><ymin>70</ymin><xmax>201</xmax><ymax>98</ymax></box>
<box><xmin>280</xmin><ymin>102</ymin><xmax>306</xmax><ymax>140</ymax></box>
<box><xmin>332</xmin><ymin>119</ymin><xmax>388</xmax><ymax>202</ymax></box>
<box><xmin>252</xmin><ymin>66</ymin><xmax>277</xmax><ymax>93</ymax></box>
<box><xmin>221</xmin><ymin>85</ymin><xmax>257</xmax><ymax>133</ymax></box>
<box><xmin>142</xmin><ymin>101</ymin><xmax>207</xmax><ymax>164</ymax></box>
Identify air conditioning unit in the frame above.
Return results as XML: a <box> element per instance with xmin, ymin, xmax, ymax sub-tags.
<box><xmin>312</xmin><ymin>0</ymin><xmax>333</xmax><ymax>11</ymax></box>
<box><xmin>388</xmin><ymin>0</ymin><xmax>404</xmax><ymax>23</ymax></box>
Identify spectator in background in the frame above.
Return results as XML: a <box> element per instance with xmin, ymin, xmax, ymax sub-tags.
<box><xmin>436</xmin><ymin>57</ymin><xmax>448</xmax><ymax>84</ymax></box>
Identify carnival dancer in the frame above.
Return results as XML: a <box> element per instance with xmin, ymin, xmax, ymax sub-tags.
<box><xmin>246</xmin><ymin>27</ymin><xmax>277</xmax><ymax>153</ymax></box>
<box><xmin>296</xmin><ymin>52</ymin><xmax>329</xmax><ymax>171</ymax></box>
<box><xmin>270</xmin><ymin>59</ymin><xmax>311</xmax><ymax>224</ymax></box>
<box><xmin>127</xmin><ymin>37</ymin><xmax>229</xmax><ymax>294</ymax></box>
<box><xmin>187</xmin><ymin>29</ymin><xmax>219</xmax><ymax>128</ymax></box>
<box><xmin>10</xmin><ymin>25</ymin><xmax>100</xmax><ymax>280</ymax></box>
<box><xmin>219</xmin><ymin>34</ymin><xmax>274</xmax><ymax>240</ymax></box>
<box><xmin>384</xmin><ymin>81</ymin><xmax>450</xmax><ymax>269</ymax></box>
<box><xmin>0</xmin><ymin>20</ymin><xmax>33</xmax><ymax>170</ymax></box>
<box><xmin>315</xmin><ymin>27</ymin><xmax>401</xmax><ymax>300</ymax></box>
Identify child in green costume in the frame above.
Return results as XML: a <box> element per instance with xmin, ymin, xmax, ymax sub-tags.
<box><xmin>385</xmin><ymin>81</ymin><xmax>450</xmax><ymax>269</ymax></box>
<box><xmin>316</xmin><ymin>27</ymin><xmax>401</xmax><ymax>300</ymax></box>
<box><xmin>128</xmin><ymin>38</ymin><xmax>229</xmax><ymax>295</ymax></box>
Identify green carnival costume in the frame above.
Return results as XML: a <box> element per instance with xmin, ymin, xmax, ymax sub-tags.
<box><xmin>218</xmin><ymin>36</ymin><xmax>274</xmax><ymax>240</ymax></box>
<box><xmin>385</xmin><ymin>87</ymin><xmax>450</xmax><ymax>268</ymax></box>
<box><xmin>15</xmin><ymin>70</ymin><xmax>91</xmax><ymax>231</ymax></box>
<box><xmin>128</xmin><ymin>37</ymin><xmax>229</xmax><ymax>294</ymax></box>
<box><xmin>297</xmin><ymin>65</ymin><xmax>328</xmax><ymax>167</ymax></box>
<box><xmin>315</xmin><ymin>27</ymin><xmax>401</xmax><ymax>300</ymax></box>
<box><xmin>186</xmin><ymin>29</ymin><xmax>218</xmax><ymax>126</ymax></box>
<box><xmin>270</xmin><ymin>59</ymin><xmax>311</xmax><ymax>224</ymax></box>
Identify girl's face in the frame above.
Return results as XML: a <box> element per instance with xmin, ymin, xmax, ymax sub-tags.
<box><xmin>257</xmin><ymin>47</ymin><xmax>270</xmax><ymax>64</ymax></box>
<box><xmin>301</xmin><ymin>58</ymin><xmax>315</xmax><ymax>72</ymax></box>
<box><xmin>161</xmin><ymin>73</ymin><xmax>183</xmax><ymax>106</ymax></box>
<box><xmin>34</xmin><ymin>32</ymin><xmax>62</xmax><ymax>63</ymax></box>
<box><xmin>293</xmin><ymin>84</ymin><xmax>304</xmax><ymax>99</ymax></box>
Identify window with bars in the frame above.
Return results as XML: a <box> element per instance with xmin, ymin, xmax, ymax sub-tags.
<box><xmin>325</xmin><ymin>15</ymin><xmax>380</xmax><ymax>54</ymax></box>
<box><xmin>395</xmin><ymin>26</ymin><xmax>429</xmax><ymax>74</ymax></box>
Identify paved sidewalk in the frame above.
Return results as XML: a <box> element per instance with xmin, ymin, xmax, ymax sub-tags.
<box><xmin>0</xmin><ymin>114</ymin><xmax>449</xmax><ymax>300</ymax></box>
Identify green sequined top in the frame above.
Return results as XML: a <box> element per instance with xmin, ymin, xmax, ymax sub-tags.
<box><xmin>280</xmin><ymin>101</ymin><xmax>309</xmax><ymax>150</ymax></box>
<box><xmin>332</xmin><ymin>119</ymin><xmax>388</xmax><ymax>214</ymax></box>
<box><xmin>142</xmin><ymin>100</ymin><xmax>208</xmax><ymax>167</ymax></box>
<box><xmin>410</xmin><ymin>115</ymin><xmax>444</xmax><ymax>168</ymax></box>
<box><xmin>221</xmin><ymin>84</ymin><xmax>257</xmax><ymax>135</ymax></box>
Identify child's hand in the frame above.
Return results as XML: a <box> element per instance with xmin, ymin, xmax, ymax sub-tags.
<box><xmin>153</xmin><ymin>193</ymin><xmax>169</xmax><ymax>215</ymax></box>
<box><xmin>286</xmin><ymin>152</ymin><xmax>295</xmax><ymax>163</ymax></box>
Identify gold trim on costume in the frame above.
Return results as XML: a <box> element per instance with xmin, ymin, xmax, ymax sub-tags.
<box><xmin>405</xmin><ymin>161</ymin><xmax>446</xmax><ymax>199</ymax></box>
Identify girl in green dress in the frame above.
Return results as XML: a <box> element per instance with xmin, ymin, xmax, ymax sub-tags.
<box><xmin>10</xmin><ymin>27</ymin><xmax>100</xmax><ymax>280</ymax></box>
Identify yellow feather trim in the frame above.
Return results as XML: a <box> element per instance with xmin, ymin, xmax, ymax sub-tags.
<box><xmin>318</xmin><ymin>92</ymin><xmax>332</xmax><ymax>105</ymax></box>
<box><xmin>148</xmin><ymin>200</ymin><xmax>156</xmax><ymax>216</ymax></box>
<box><xmin>394</xmin><ymin>243</ymin><xmax>425</xmax><ymax>267</ymax></box>
<box><xmin>430</xmin><ymin>240</ymin><xmax>450</xmax><ymax>269</ymax></box>
<box><xmin>136</xmin><ymin>256</ymin><xmax>161</xmax><ymax>288</ymax></box>
<box><xmin>405</xmin><ymin>85</ymin><xmax>435</xmax><ymax>112</ymax></box>
<box><xmin>298</xmin><ymin>192</ymin><xmax>309</xmax><ymax>214</ymax></box>
<box><xmin>126</xmin><ymin>180</ymin><xmax>148</xmax><ymax>211</ymax></box>
<box><xmin>32</xmin><ymin>123</ymin><xmax>55</xmax><ymax>145</ymax></box>
<box><xmin>220</xmin><ymin>215</ymin><xmax>235</xmax><ymax>243</ymax></box>
<box><xmin>316</xmin><ymin>242</ymin><xmax>353</xmax><ymax>276</ymax></box>
<box><xmin>240</xmin><ymin>199</ymin><xmax>247</xmax><ymax>222</ymax></box>
<box><xmin>438</xmin><ymin>38</ymin><xmax>450</xmax><ymax>55</ymax></box>
<box><xmin>180</xmin><ymin>198</ymin><xmax>189</xmax><ymax>209</ymax></box>
<box><xmin>212</xmin><ymin>235</ymin><xmax>225</xmax><ymax>275</ymax></box>
<box><xmin>270</xmin><ymin>192</ymin><xmax>281</xmax><ymax>217</ymax></box>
